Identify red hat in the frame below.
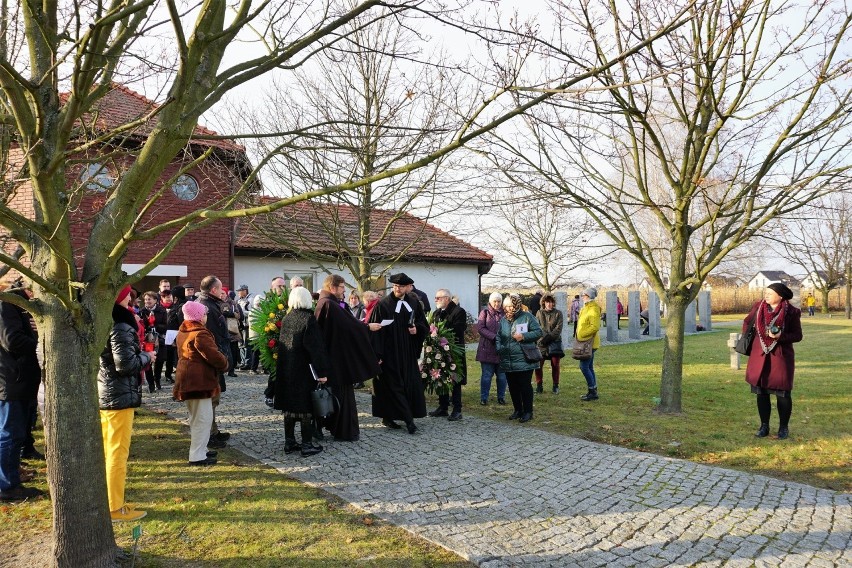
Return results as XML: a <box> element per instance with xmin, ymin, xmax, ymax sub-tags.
<box><xmin>222</xmin><ymin>286</ymin><xmax>229</xmax><ymax>293</ymax></box>
<box><xmin>115</xmin><ymin>285</ymin><xmax>133</xmax><ymax>304</ymax></box>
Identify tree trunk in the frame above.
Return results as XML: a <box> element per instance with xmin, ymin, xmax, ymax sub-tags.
<box><xmin>42</xmin><ymin>305</ymin><xmax>118</xmax><ymax>567</ymax></box>
<box><xmin>820</xmin><ymin>288</ymin><xmax>830</xmax><ymax>313</ymax></box>
<box><xmin>659</xmin><ymin>296</ymin><xmax>688</xmax><ymax>414</ymax></box>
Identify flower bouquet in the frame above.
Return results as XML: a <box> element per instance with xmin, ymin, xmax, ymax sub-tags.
<box><xmin>249</xmin><ymin>289</ymin><xmax>289</xmax><ymax>376</ymax></box>
<box><xmin>420</xmin><ymin>313</ymin><xmax>465</xmax><ymax>396</ymax></box>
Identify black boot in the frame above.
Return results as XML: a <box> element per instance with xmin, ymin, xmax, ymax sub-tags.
<box><xmin>580</xmin><ymin>388</ymin><xmax>598</xmax><ymax>401</ymax></box>
<box><xmin>300</xmin><ymin>418</ymin><xmax>323</xmax><ymax>457</ymax></box>
<box><xmin>536</xmin><ymin>383</ymin><xmax>544</xmax><ymax>394</ymax></box>
<box><xmin>284</xmin><ymin>417</ymin><xmax>299</xmax><ymax>454</ymax></box>
<box><xmin>755</xmin><ymin>423</ymin><xmax>770</xmax><ymax>438</ymax></box>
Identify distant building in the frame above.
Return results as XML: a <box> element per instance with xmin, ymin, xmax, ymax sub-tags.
<box><xmin>800</xmin><ymin>270</ymin><xmax>845</xmax><ymax>290</ymax></box>
<box><xmin>747</xmin><ymin>270</ymin><xmax>798</xmax><ymax>290</ymax></box>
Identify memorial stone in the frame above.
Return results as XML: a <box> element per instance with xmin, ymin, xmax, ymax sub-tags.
<box><xmin>555</xmin><ymin>291</ymin><xmax>571</xmax><ymax>347</ymax></box>
<box><xmin>628</xmin><ymin>290</ymin><xmax>640</xmax><ymax>339</ymax></box>
<box><xmin>606</xmin><ymin>290</ymin><xmax>619</xmax><ymax>342</ymax></box>
<box><xmin>685</xmin><ymin>300</ymin><xmax>697</xmax><ymax>333</ymax></box>
<box><xmin>648</xmin><ymin>292</ymin><xmax>662</xmax><ymax>337</ymax></box>
<box><xmin>699</xmin><ymin>291</ymin><xmax>712</xmax><ymax>331</ymax></box>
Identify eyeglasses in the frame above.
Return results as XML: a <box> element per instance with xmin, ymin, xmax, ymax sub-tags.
<box><xmin>435</xmin><ymin>296</ymin><xmax>448</xmax><ymax>300</ymax></box>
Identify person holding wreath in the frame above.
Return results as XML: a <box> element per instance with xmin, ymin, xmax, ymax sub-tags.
<box><xmin>496</xmin><ymin>293</ymin><xmax>543</xmax><ymax>423</ymax></box>
<box><xmin>743</xmin><ymin>283</ymin><xmax>802</xmax><ymax>440</ymax></box>
<box><xmin>428</xmin><ymin>288</ymin><xmax>467</xmax><ymax>421</ymax></box>
<box><xmin>534</xmin><ymin>293</ymin><xmax>564</xmax><ymax>394</ymax></box>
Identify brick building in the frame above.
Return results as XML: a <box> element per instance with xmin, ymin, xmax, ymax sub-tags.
<box><xmin>6</xmin><ymin>85</ymin><xmax>253</xmax><ymax>292</ymax></box>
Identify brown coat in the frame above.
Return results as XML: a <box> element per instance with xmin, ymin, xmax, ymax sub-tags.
<box><xmin>174</xmin><ymin>320</ymin><xmax>229</xmax><ymax>401</ymax></box>
<box><xmin>743</xmin><ymin>300</ymin><xmax>803</xmax><ymax>392</ymax></box>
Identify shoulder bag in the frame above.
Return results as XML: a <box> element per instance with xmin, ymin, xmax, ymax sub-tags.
<box><xmin>571</xmin><ymin>337</ymin><xmax>593</xmax><ymax>360</ymax></box>
<box><xmin>520</xmin><ymin>342</ymin><xmax>543</xmax><ymax>363</ymax></box>
<box><xmin>311</xmin><ymin>384</ymin><xmax>337</xmax><ymax>418</ymax></box>
<box><xmin>547</xmin><ymin>338</ymin><xmax>565</xmax><ymax>359</ymax></box>
<box><xmin>734</xmin><ymin>322</ymin><xmax>756</xmax><ymax>356</ymax></box>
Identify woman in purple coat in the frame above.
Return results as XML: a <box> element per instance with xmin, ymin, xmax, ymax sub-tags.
<box><xmin>743</xmin><ymin>283</ymin><xmax>802</xmax><ymax>440</ymax></box>
<box><xmin>475</xmin><ymin>292</ymin><xmax>507</xmax><ymax>405</ymax></box>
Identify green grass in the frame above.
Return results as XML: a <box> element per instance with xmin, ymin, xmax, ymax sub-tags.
<box><xmin>459</xmin><ymin>315</ymin><xmax>852</xmax><ymax>492</ymax></box>
<box><xmin>4</xmin><ymin>411</ymin><xmax>474</xmax><ymax>567</ymax></box>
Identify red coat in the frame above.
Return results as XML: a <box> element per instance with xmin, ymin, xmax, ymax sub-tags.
<box><xmin>743</xmin><ymin>301</ymin><xmax>802</xmax><ymax>392</ymax></box>
<box><xmin>174</xmin><ymin>320</ymin><xmax>229</xmax><ymax>401</ymax></box>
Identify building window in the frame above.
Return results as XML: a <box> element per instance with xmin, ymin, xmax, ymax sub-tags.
<box><xmin>171</xmin><ymin>174</ymin><xmax>200</xmax><ymax>201</ymax></box>
<box><xmin>80</xmin><ymin>163</ymin><xmax>114</xmax><ymax>191</ymax></box>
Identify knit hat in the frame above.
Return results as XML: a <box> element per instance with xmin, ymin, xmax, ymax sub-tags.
<box><xmin>767</xmin><ymin>283</ymin><xmax>793</xmax><ymax>301</ymax></box>
<box><xmin>488</xmin><ymin>292</ymin><xmax>502</xmax><ymax>303</ymax></box>
<box><xmin>583</xmin><ymin>288</ymin><xmax>598</xmax><ymax>300</ymax></box>
<box><xmin>182</xmin><ymin>301</ymin><xmax>207</xmax><ymax>322</ymax></box>
<box><xmin>115</xmin><ymin>285</ymin><xmax>133</xmax><ymax>304</ymax></box>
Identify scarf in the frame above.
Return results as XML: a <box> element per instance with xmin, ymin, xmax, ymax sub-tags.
<box><xmin>756</xmin><ymin>300</ymin><xmax>786</xmax><ymax>354</ymax></box>
<box><xmin>505</xmin><ymin>294</ymin><xmax>523</xmax><ymax>322</ymax></box>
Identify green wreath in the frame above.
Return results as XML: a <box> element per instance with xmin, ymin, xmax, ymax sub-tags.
<box><xmin>249</xmin><ymin>289</ymin><xmax>289</xmax><ymax>375</ymax></box>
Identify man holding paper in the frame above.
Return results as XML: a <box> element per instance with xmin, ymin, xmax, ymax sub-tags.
<box><xmin>368</xmin><ymin>273</ymin><xmax>428</xmax><ymax>434</ymax></box>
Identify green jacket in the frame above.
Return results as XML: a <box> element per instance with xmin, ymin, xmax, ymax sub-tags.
<box><xmin>496</xmin><ymin>310</ymin><xmax>543</xmax><ymax>372</ymax></box>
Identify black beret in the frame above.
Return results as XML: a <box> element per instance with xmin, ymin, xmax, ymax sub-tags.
<box><xmin>388</xmin><ymin>272</ymin><xmax>414</xmax><ymax>285</ymax></box>
<box><xmin>767</xmin><ymin>282</ymin><xmax>793</xmax><ymax>301</ymax></box>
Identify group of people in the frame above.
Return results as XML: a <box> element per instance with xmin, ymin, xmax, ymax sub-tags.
<box><xmin>475</xmin><ymin>288</ymin><xmax>603</xmax><ymax>424</ymax></box>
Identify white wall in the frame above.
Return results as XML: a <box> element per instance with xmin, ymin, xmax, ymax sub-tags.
<box><xmin>234</xmin><ymin>256</ymin><xmax>482</xmax><ymax>316</ymax></box>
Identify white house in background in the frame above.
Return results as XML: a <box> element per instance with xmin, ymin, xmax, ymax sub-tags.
<box><xmin>231</xmin><ymin>202</ymin><xmax>493</xmax><ymax>315</ymax></box>
<box><xmin>747</xmin><ymin>270</ymin><xmax>798</xmax><ymax>290</ymax></box>
<box><xmin>800</xmin><ymin>270</ymin><xmax>845</xmax><ymax>290</ymax></box>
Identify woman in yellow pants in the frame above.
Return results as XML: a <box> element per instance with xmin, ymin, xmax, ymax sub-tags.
<box><xmin>98</xmin><ymin>285</ymin><xmax>154</xmax><ymax>522</ymax></box>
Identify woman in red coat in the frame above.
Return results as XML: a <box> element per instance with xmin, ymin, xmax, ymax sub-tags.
<box><xmin>743</xmin><ymin>283</ymin><xmax>802</xmax><ymax>440</ymax></box>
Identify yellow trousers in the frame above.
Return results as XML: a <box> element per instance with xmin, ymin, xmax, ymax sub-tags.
<box><xmin>100</xmin><ymin>408</ymin><xmax>134</xmax><ymax>512</ymax></box>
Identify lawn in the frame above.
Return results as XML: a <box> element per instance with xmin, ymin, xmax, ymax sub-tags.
<box><xmin>3</xmin><ymin>411</ymin><xmax>474</xmax><ymax>567</ymax></box>
<box><xmin>460</xmin><ymin>314</ymin><xmax>852</xmax><ymax>492</ymax></box>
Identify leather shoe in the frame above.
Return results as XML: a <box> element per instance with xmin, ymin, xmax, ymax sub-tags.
<box><xmin>382</xmin><ymin>419</ymin><xmax>402</xmax><ymax>429</ymax></box>
<box><xmin>189</xmin><ymin>457</ymin><xmax>217</xmax><ymax>466</ymax></box>
<box><xmin>755</xmin><ymin>423</ymin><xmax>770</xmax><ymax>438</ymax></box>
<box><xmin>213</xmin><ymin>431</ymin><xmax>231</xmax><ymax>441</ymax></box>
<box><xmin>406</xmin><ymin>422</ymin><xmax>417</xmax><ymax>434</ymax></box>
<box><xmin>519</xmin><ymin>412</ymin><xmax>533</xmax><ymax>423</ymax></box>
<box><xmin>480</xmin><ymin>400</ymin><xmax>487</xmax><ymax>406</ymax></box>
<box><xmin>777</xmin><ymin>427</ymin><xmax>789</xmax><ymax>440</ymax></box>
<box><xmin>497</xmin><ymin>398</ymin><xmax>506</xmax><ymax>405</ymax></box>
<box><xmin>508</xmin><ymin>411</ymin><xmax>521</xmax><ymax>420</ymax></box>
<box><xmin>284</xmin><ymin>440</ymin><xmax>300</xmax><ymax>454</ymax></box>
<box><xmin>448</xmin><ymin>412</ymin><xmax>463</xmax><ymax>421</ymax></box>
<box><xmin>301</xmin><ymin>443</ymin><xmax>323</xmax><ymax>457</ymax></box>
<box><xmin>206</xmin><ymin>450</ymin><xmax>218</xmax><ymax>458</ymax></box>
<box><xmin>428</xmin><ymin>407</ymin><xmax>448</xmax><ymax>417</ymax></box>
<box><xmin>0</xmin><ymin>484</ymin><xmax>44</xmax><ymax>501</ymax></box>
<box><xmin>207</xmin><ymin>438</ymin><xmax>226</xmax><ymax>449</ymax></box>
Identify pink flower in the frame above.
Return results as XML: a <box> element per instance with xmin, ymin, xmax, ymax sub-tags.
<box><xmin>439</xmin><ymin>338</ymin><xmax>449</xmax><ymax>346</ymax></box>
<box><xmin>430</xmin><ymin>368</ymin><xmax>441</xmax><ymax>379</ymax></box>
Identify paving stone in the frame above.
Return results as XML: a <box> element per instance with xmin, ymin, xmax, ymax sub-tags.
<box><xmin>143</xmin><ymin>373</ymin><xmax>852</xmax><ymax>567</ymax></box>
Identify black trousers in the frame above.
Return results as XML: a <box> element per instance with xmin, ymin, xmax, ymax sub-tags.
<box><xmin>506</xmin><ymin>369</ymin><xmax>534</xmax><ymax>414</ymax></box>
<box><xmin>438</xmin><ymin>382</ymin><xmax>463</xmax><ymax>413</ymax></box>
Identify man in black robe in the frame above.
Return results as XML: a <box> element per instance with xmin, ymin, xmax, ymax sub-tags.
<box><xmin>315</xmin><ymin>274</ymin><xmax>381</xmax><ymax>441</ymax></box>
<box><xmin>429</xmin><ymin>289</ymin><xmax>468</xmax><ymax>421</ymax></box>
<box><xmin>368</xmin><ymin>273</ymin><xmax>428</xmax><ymax>434</ymax></box>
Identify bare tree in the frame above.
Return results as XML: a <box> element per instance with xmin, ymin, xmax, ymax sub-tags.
<box><xmin>771</xmin><ymin>192</ymin><xmax>852</xmax><ymax>315</ymax></box>
<box><xmin>478</xmin><ymin>196</ymin><xmax>613</xmax><ymax>290</ymax></box>
<box><xmin>0</xmin><ymin>2</ymin><xmax>689</xmax><ymax>564</ymax></box>
<box><xmin>483</xmin><ymin>0</ymin><xmax>852</xmax><ymax>412</ymax></box>
<box><xmin>232</xmin><ymin>10</ymin><xmax>456</xmax><ymax>291</ymax></box>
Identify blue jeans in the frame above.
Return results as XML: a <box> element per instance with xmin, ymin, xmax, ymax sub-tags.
<box><xmin>579</xmin><ymin>349</ymin><xmax>597</xmax><ymax>389</ymax></box>
<box><xmin>0</xmin><ymin>400</ymin><xmax>28</xmax><ymax>491</ymax></box>
<box><xmin>480</xmin><ymin>362</ymin><xmax>507</xmax><ymax>402</ymax></box>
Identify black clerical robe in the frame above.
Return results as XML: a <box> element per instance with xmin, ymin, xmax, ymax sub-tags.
<box><xmin>368</xmin><ymin>292</ymin><xmax>428</xmax><ymax>422</ymax></box>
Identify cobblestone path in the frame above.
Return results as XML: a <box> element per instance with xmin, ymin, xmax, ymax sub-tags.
<box><xmin>145</xmin><ymin>373</ymin><xmax>851</xmax><ymax>568</ymax></box>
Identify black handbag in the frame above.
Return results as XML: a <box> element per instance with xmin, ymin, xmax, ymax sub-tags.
<box><xmin>311</xmin><ymin>384</ymin><xmax>337</xmax><ymax>418</ymax></box>
<box><xmin>571</xmin><ymin>338</ymin><xmax>593</xmax><ymax>360</ymax></box>
<box><xmin>520</xmin><ymin>342</ymin><xmax>543</xmax><ymax>363</ymax></box>
<box><xmin>547</xmin><ymin>338</ymin><xmax>565</xmax><ymax>359</ymax></box>
<box><xmin>734</xmin><ymin>323</ymin><xmax>756</xmax><ymax>356</ymax></box>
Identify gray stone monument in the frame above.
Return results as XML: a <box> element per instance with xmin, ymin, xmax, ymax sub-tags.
<box><xmin>698</xmin><ymin>290</ymin><xmax>712</xmax><ymax>331</ymax></box>
<box><xmin>648</xmin><ymin>292</ymin><xmax>662</xmax><ymax>338</ymax></box>
<box><xmin>685</xmin><ymin>300</ymin><xmax>697</xmax><ymax>333</ymax></box>
<box><xmin>606</xmin><ymin>290</ymin><xmax>619</xmax><ymax>342</ymax></box>
<box><xmin>555</xmin><ymin>291</ymin><xmax>571</xmax><ymax>348</ymax></box>
<box><xmin>628</xmin><ymin>290</ymin><xmax>640</xmax><ymax>339</ymax></box>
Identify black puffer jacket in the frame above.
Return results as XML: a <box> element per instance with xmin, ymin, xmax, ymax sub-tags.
<box><xmin>98</xmin><ymin>304</ymin><xmax>149</xmax><ymax>410</ymax></box>
<box><xmin>0</xmin><ymin>289</ymin><xmax>41</xmax><ymax>401</ymax></box>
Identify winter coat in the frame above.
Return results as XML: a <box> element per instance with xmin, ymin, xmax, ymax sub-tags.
<box><xmin>527</xmin><ymin>293</ymin><xmax>543</xmax><ymax>316</ymax></box>
<box><xmin>576</xmin><ymin>300</ymin><xmax>601</xmax><ymax>349</ymax></box>
<box><xmin>495</xmin><ymin>311</ymin><xmax>543</xmax><ymax>372</ymax></box>
<box><xmin>0</xmin><ymin>290</ymin><xmax>41</xmax><ymax>401</ymax></box>
<box><xmin>196</xmin><ymin>291</ymin><xmax>232</xmax><ymax>370</ymax></box>
<box><xmin>99</xmin><ymin>304</ymin><xmax>150</xmax><ymax>410</ymax></box>
<box><xmin>273</xmin><ymin>308</ymin><xmax>330</xmax><ymax>414</ymax></box>
<box><xmin>432</xmin><ymin>300</ymin><xmax>468</xmax><ymax>385</ymax></box>
<box><xmin>475</xmin><ymin>305</ymin><xmax>503</xmax><ymax>364</ymax></box>
<box><xmin>348</xmin><ymin>302</ymin><xmax>366</xmax><ymax>321</ymax></box>
<box><xmin>536</xmin><ymin>307</ymin><xmax>564</xmax><ymax>356</ymax></box>
<box><xmin>139</xmin><ymin>304</ymin><xmax>168</xmax><ymax>337</ymax></box>
<box><xmin>174</xmin><ymin>320</ymin><xmax>229</xmax><ymax>401</ymax></box>
<box><xmin>743</xmin><ymin>300</ymin><xmax>802</xmax><ymax>392</ymax></box>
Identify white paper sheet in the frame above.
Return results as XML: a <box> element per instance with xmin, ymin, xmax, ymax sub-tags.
<box><xmin>164</xmin><ymin>329</ymin><xmax>178</xmax><ymax>345</ymax></box>
<box><xmin>514</xmin><ymin>323</ymin><xmax>528</xmax><ymax>334</ymax></box>
<box><xmin>380</xmin><ymin>319</ymin><xmax>394</xmax><ymax>326</ymax></box>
